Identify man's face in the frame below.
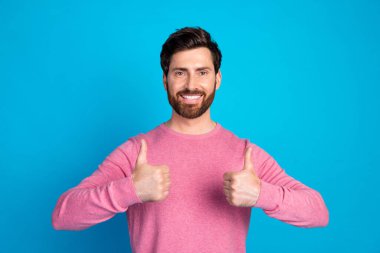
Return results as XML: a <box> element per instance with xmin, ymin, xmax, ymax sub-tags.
<box><xmin>163</xmin><ymin>47</ymin><xmax>221</xmax><ymax>119</ymax></box>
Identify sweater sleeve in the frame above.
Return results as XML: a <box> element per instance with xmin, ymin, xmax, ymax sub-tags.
<box><xmin>52</xmin><ymin>137</ymin><xmax>143</xmax><ymax>231</ymax></box>
<box><xmin>249</xmin><ymin>142</ymin><xmax>329</xmax><ymax>228</ymax></box>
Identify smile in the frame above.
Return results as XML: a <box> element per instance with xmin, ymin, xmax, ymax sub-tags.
<box><xmin>180</xmin><ymin>94</ymin><xmax>203</xmax><ymax>104</ymax></box>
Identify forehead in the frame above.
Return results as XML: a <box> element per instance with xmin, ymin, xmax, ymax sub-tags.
<box><xmin>169</xmin><ymin>47</ymin><xmax>213</xmax><ymax>69</ymax></box>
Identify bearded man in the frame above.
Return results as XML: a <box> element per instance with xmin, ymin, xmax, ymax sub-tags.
<box><xmin>52</xmin><ymin>26</ymin><xmax>329</xmax><ymax>253</ymax></box>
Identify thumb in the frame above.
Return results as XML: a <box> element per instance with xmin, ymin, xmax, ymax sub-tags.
<box><xmin>136</xmin><ymin>139</ymin><xmax>148</xmax><ymax>165</ymax></box>
<box><xmin>243</xmin><ymin>146</ymin><xmax>255</xmax><ymax>172</ymax></box>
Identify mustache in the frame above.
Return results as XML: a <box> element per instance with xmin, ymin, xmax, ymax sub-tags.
<box><xmin>177</xmin><ymin>89</ymin><xmax>205</xmax><ymax>96</ymax></box>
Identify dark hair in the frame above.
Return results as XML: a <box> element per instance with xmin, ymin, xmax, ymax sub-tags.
<box><xmin>160</xmin><ymin>26</ymin><xmax>222</xmax><ymax>76</ymax></box>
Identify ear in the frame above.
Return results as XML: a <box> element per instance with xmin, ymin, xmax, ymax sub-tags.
<box><xmin>163</xmin><ymin>73</ymin><xmax>167</xmax><ymax>90</ymax></box>
<box><xmin>216</xmin><ymin>70</ymin><xmax>222</xmax><ymax>90</ymax></box>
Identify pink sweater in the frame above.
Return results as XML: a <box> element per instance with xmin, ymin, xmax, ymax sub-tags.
<box><xmin>52</xmin><ymin>122</ymin><xmax>329</xmax><ymax>253</ymax></box>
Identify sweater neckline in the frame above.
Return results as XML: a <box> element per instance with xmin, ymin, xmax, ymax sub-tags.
<box><xmin>159</xmin><ymin>121</ymin><xmax>221</xmax><ymax>140</ymax></box>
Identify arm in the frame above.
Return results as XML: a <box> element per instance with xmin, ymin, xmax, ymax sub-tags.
<box><xmin>51</xmin><ymin>138</ymin><xmax>142</xmax><ymax>231</ymax></box>
<box><xmin>249</xmin><ymin>142</ymin><xmax>329</xmax><ymax>228</ymax></box>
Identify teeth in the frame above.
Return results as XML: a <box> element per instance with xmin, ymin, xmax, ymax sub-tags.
<box><xmin>182</xmin><ymin>95</ymin><xmax>201</xmax><ymax>100</ymax></box>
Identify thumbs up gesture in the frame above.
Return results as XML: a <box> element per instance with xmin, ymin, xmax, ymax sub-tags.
<box><xmin>223</xmin><ymin>146</ymin><xmax>261</xmax><ymax>207</ymax></box>
<box><xmin>132</xmin><ymin>139</ymin><xmax>171</xmax><ymax>203</ymax></box>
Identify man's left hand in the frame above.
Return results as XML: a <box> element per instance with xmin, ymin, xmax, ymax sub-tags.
<box><xmin>223</xmin><ymin>146</ymin><xmax>261</xmax><ymax>207</ymax></box>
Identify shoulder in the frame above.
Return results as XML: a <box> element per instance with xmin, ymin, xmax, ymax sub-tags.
<box><xmin>117</xmin><ymin>124</ymin><xmax>162</xmax><ymax>156</ymax></box>
<box><xmin>219</xmin><ymin>125</ymin><xmax>277</xmax><ymax>170</ymax></box>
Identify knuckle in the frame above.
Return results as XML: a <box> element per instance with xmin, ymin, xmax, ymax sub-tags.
<box><xmin>152</xmin><ymin>194</ymin><xmax>161</xmax><ymax>201</ymax></box>
<box><xmin>159</xmin><ymin>192</ymin><xmax>167</xmax><ymax>200</ymax></box>
<box><xmin>231</xmin><ymin>192</ymin><xmax>237</xmax><ymax>201</ymax></box>
<box><xmin>154</xmin><ymin>172</ymin><xmax>163</xmax><ymax>182</ymax></box>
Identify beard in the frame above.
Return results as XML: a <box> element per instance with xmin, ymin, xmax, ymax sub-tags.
<box><xmin>166</xmin><ymin>81</ymin><xmax>216</xmax><ymax>119</ymax></box>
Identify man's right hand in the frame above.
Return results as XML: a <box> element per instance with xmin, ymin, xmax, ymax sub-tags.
<box><xmin>132</xmin><ymin>139</ymin><xmax>171</xmax><ymax>202</ymax></box>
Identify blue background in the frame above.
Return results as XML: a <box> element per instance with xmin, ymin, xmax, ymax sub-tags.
<box><xmin>1</xmin><ymin>0</ymin><xmax>379</xmax><ymax>252</ymax></box>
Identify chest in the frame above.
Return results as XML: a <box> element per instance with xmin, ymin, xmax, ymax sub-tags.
<box><xmin>146</xmin><ymin>140</ymin><xmax>245</xmax><ymax>202</ymax></box>
<box><xmin>127</xmin><ymin>138</ymin><xmax>250</xmax><ymax>234</ymax></box>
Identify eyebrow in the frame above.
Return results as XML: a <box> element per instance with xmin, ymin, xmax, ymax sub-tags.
<box><xmin>171</xmin><ymin>67</ymin><xmax>212</xmax><ymax>72</ymax></box>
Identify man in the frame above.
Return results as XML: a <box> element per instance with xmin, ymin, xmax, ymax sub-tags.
<box><xmin>52</xmin><ymin>27</ymin><xmax>329</xmax><ymax>253</ymax></box>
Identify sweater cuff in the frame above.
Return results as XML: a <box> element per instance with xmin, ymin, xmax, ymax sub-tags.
<box><xmin>253</xmin><ymin>180</ymin><xmax>281</xmax><ymax>211</ymax></box>
<box><xmin>110</xmin><ymin>176</ymin><xmax>143</xmax><ymax>210</ymax></box>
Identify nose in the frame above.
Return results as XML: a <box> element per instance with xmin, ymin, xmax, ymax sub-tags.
<box><xmin>185</xmin><ymin>73</ymin><xmax>197</xmax><ymax>89</ymax></box>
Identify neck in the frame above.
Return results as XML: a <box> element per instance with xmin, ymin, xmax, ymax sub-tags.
<box><xmin>165</xmin><ymin>109</ymin><xmax>216</xmax><ymax>135</ymax></box>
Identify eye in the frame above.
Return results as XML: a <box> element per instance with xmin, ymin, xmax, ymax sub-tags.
<box><xmin>200</xmin><ymin>71</ymin><xmax>208</xmax><ymax>76</ymax></box>
<box><xmin>174</xmin><ymin>71</ymin><xmax>184</xmax><ymax>76</ymax></box>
